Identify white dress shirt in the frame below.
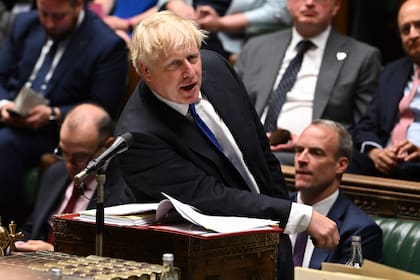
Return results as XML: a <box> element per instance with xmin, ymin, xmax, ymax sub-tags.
<box><xmin>262</xmin><ymin>26</ymin><xmax>331</xmax><ymax>136</ymax></box>
<box><xmin>290</xmin><ymin>190</ymin><xmax>338</xmax><ymax>268</ymax></box>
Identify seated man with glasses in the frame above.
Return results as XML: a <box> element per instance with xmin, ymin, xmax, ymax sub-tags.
<box><xmin>13</xmin><ymin>103</ymin><xmax>135</xmax><ymax>252</ymax></box>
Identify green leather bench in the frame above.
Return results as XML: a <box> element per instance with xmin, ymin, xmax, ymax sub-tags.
<box><xmin>373</xmin><ymin>216</ymin><xmax>420</xmax><ymax>275</ymax></box>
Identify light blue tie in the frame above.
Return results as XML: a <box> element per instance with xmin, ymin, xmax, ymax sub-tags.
<box><xmin>31</xmin><ymin>41</ymin><xmax>57</xmax><ymax>94</ymax></box>
<box><xmin>189</xmin><ymin>103</ymin><xmax>223</xmax><ymax>153</ymax></box>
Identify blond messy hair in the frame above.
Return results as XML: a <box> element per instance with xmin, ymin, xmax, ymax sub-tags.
<box><xmin>130</xmin><ymin>11</ymin><xmax>208</xmax><ymax>74</ymax></box>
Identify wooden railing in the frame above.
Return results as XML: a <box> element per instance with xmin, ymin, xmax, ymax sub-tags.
<box><xmin>281</xmin><ymin>165</ymin><xmax>420</xmax><ymax>221</ymax></box>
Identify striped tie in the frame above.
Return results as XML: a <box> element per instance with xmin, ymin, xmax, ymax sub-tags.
<box><xmin>264</xmin><ymin>40</ymin><xmax>314</xmax><ymax>132</ymax></box>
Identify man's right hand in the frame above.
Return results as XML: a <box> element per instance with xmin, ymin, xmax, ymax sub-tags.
<box><xmin>306</xmin><ymin>210</ymin><xmax>339</xmax><ymax>249</ymax></box>
<box><xmin>0</xmin><ymin>101</ymin><xmax>27</xmax><ymax>128</ymax></box>
<box><xmin>368</xmin><ymin>147</ymin><xmax>401</xmax><ymax>175</ymax></box>
<box><xmin>166</xmin><ymin>0</ymin><xmax>196</xmax><ymax>20</ymax></box>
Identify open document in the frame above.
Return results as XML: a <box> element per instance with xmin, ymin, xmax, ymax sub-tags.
<box><xmin>78</xmin><ymin>193</ymin><xmax>279</xmax><ymax>234</ymax></box>
<box><xmin>13</xmin><ymin>87</ymin><xmax>49</xmax><ymax>116</ymax></box>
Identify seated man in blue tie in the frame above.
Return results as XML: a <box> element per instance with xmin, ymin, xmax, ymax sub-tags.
<box><xmin>291</xmin><ymin>119</ymin><xmax>382</xmax><ymax>269</ymax></box>
<box><xmin>0</xmin><ymin>0</ymin><xmax>128</xmax><ymax>225</ymax></box>
<box><xmin>116</xmin><ymin>11</ymin><xmax>340</xmax><ymax>280</ymax></box>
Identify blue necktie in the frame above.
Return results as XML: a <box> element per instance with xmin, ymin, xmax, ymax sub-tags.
<box><xmin>293</xmin><ymin>231</ymin><xmax>308</xmax><ymax>266</ymax></box>
<box><xmin>264</xmin><ymin>40</ymin><xmax>314</xmax><ymax>132</ymax></box>
<box><xmin>189</xmin><ymin>103</ymin><xmax>223</xmax><ymax>153</ymax></box>
<box><xmin>31</xmin><ymin>41</ymin><xmax>58</xmax><ymax>93</ymax></box>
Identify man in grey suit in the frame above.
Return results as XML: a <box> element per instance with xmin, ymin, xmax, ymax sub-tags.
<box><xmin>235</xmin><ymin>0</ymin><xmax>382</xmax><ymax>165</ymax></box>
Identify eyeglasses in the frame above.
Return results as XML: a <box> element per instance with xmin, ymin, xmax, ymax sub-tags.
<box><xmin>53</xmin><ymin>145</ymin><xmax>102</xmax><ymax>167</ymax></box>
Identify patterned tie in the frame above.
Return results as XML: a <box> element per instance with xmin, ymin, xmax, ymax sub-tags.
<box><xmin>48</xmin><ymin>183</ymin><xmax>79</xmax><ymax>244</ymax></box>
<box><xmin>264</xmin><ymin>40</ymin><xmax>314</xmax><ymax>132</ymax></box>
<box><xmin>31</xmin><ymin>40</ymin><xmax>58</xmax><ymax>93</ymax></box>
<box><xmin>61</xmin><ymin>183</ymin><xmax>80</xmax><ymax>214</ymax></box>
<box><xmin>391</xmin><ymin>68</ymin><xmax>420</xmax><ymax>145</ymax></box>
<box><xmin>293</xmin><ymin>231</ymin><xmax>308</xmax><ymax>266</ymax></box>
<box><xmin>189</xmin><ymin>103</ymin><xmax>223</xmax><ymax>153</ymax></box>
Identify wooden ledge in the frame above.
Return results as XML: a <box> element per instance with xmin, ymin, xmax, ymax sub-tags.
<box><xmin>281</xmin><ymin>165</ymin><xmax>420</xmax><ymax>221</ymax></box>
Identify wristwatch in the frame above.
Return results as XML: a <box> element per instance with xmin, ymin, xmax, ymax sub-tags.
<box><xmin>49</xmin><ymin>107</ymin><xmax>57</xmax><ymax>121</ymax></box>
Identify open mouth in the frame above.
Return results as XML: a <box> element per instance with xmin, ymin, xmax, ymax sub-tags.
<box><xmin>181</xmin><ymin>83</ymin><xmax>196</xmax><ymax>91</ymax></box>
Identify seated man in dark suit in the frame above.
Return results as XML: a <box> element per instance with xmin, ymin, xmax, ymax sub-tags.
<box><xmin>0</xmin><ymin>0</ymin><xmax>128</xmax><ymax>225</ymax></box>
<box><xmin>291</xmin><ymin>119</ymin><xmax>382</xmax><ymax>269</ymax></box>
<box><xmin>349</xmin><ymin>0</ymin><xmax>420</xmax><ymax>181</ymax></box>
<box><xmin>115</xmin><ymin>11</ymin><xmax>340</xmax><ymax>280</ymax></box>
<box><xmin>235</xmin><ymin>0</ymin><xmax>382</xmax><ymax>166</ymax></box>
<box><xmin>14</xmin><ymin>103</ymin><xmax>135</xmax><ymax>252</ymax></box>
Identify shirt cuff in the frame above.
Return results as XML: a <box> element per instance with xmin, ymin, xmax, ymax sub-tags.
<box><xmin>283</xmin><ymin>202</ymin><xmax>312</xmax><ymax>234</ymax></box>
<box><xmin>361</xmin><ymin>141</ymin><xmax>382</xmax><ymax>154</ymax></box>
<box><xmin>0</xmin><ymin>99</ymin><xmax>10</xmax><ymax>110</ymax></box>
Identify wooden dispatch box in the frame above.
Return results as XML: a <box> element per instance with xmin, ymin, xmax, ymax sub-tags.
<box><xmin>54</xmin><ymin>214</ymin><xmax>281</xmax><ymax>280</ymax></box>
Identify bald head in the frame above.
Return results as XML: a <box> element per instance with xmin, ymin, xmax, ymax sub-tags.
<box><xmin>59</xmin><ymin>104</ymin><xmax>114</xmax><ymax>177</ymax></box>
<box><xmin>61</xmin><ymin>103</ymin><xmax>113</xmax><ymax>144</ymax></box>
<box><xmin>398</xmin><ymin>0</ymin><xmax>420</xmax><ymax>64</ymax></box>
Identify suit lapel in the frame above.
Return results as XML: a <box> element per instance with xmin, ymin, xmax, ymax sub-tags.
<box><xmin>21</xmin><ymin>27</ymin><xmax>46</xmax><ymax>84</ymax></box>
<box><xmin>291</xmin><ymin>191</ymin><xmax>347</xmax><ymax>269</ymax></box>
<box><xmin>46</xmin><ymin>12</ymin><xmax>91</xmax><ymax>97</ymax></box>
<box><xmin>310</xmin><ymin>192</ymin><xmax>347</xmax><ymax>268</ymax></box>
<box><xmin>313</xmin><ymin>30</ymin><xmax>346</xmax><ymax>119</ymax></box>
<box><xmin>385</xmin><ymin>58</ymin><xmax>413</xmax><ymax>130</ymax></box>
<box><xmin>257</xmin><ymin>31</ymin><xmax>292</xmax><ymax>115</ymax></box>
<box><xmin>201</xmin><ymin>65</ymin><xmax>260</xmax><ymax>171</ymax></box>
<box><xmin>31</xmin><ymin>163</ymin><xmax>69</xmax><ymax>238</ymax></box>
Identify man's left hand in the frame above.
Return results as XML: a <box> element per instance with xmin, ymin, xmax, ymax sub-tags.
<box><xmin>393</xmin><ymin>140</ymin><xmax>420</xmax><ymax>162</ymax></box>
<box><xmin>14</xmin><ymin>240</ymin><xmax>53</xmax><ymax>252</ymax></box>
<box><xmin>24</xmin><ymin>104</ymin><xmax>53</xmax><ymax>129</ymax></box>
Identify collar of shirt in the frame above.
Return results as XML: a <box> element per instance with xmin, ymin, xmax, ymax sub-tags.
<box><xmin>290</xmin><ymin>25</ymin><xmax>331</xmax><ymax>55</ymax></box>
<box><xmin>296</xmin><ymin>188</ymin><xmax>339</xmax><ymax>216</ymax></box>
<box><xmin>77</xmin><ymin>9</ymin><xmax>85</xmax><ymax>28</ymax></box>
<box><xmin>152</xmin><ymin>90</ymin><xmax>203</xmax><ymax>117</ymax></box>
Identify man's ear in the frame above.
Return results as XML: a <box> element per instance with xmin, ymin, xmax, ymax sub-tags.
<box><xmin>139</xmin><ymin>63</ymin><xmax>152</xmax><ymax>82</ymax></box>
<box><xmin>104</xmin><ymin>137</ymin><xmax>115</xmax><ymax>149</ymax></box>
<box><xmin>336</xmin><ymin>156</ymin><xmax>349</xmax><ymax>174</ymax></box>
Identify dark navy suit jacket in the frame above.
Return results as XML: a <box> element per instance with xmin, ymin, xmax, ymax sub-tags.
<box><xmin>0</xmin><ymin>9</ymin><xmax>128</xmax><ymax>118</ymax></box>
<box><xmin>116</xmin><ymin>50</ymin><xmax>295</xmax><ymax>279</ymax></box>
<box><xmin>352</xmin><ymin>57</ymin><xmax>413</xmax><ymax>148</ymax></box>
<box><xmin>350</xmin><ymin>57</ymin><xmax>420</xmax><ymax>180</ymax></box>
<box><xmin>20</xmin><ymin>159</ymin><xmax>136</xmax><ymax>241</ymax></box>
<box><xmin>291</xmin><ymin>191</ymin><xmax>382</xmax><ymax>269</ymax></box>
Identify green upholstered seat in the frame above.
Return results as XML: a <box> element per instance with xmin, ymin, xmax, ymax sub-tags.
<box><xmin>373</xmin><ymin>216</ymin><xmax>420</xmax><ymax>275</ymax></box>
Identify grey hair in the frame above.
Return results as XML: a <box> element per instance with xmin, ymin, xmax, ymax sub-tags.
<box><xmin>310</xmin><ymin>119</ymin><xmax>353</xmax><ymax>160</ymax></box>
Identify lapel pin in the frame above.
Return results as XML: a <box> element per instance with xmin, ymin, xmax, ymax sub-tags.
<box><xmin>336</xmin><ymin>52</ymin><xmax>347</xmax><ymax>61</ymax></box>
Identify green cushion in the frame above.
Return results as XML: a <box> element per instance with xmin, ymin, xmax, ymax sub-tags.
<box><xmin>23</xmin><ymin>167</ymin><xmax>40</xmax><ymax>206</ymax></box>
<box><xmin>373</xmin><ymin>216</ymin><xmax>420</xmax><ymax>274</ymax></box>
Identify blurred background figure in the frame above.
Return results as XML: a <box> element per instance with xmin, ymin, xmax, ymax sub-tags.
<box><xmin>158</xmin><ymin>0</ymin><xmax>291</xmax><ymax>60</ymax></box>
<box><xmin>0</xmin><ymin>0</ymin><xmax>128</xmax><ymax>225</ymax></box>
<box><xmin>15</xmin><ymin>103</ymin><xmax>135</xmax><ymax>252</ymax></box>
<box><xmin>349</xmin><ymin>0</ymin><xmax>420</xmax><ymax>182</ymax></box>
<box><xmin>235</xmin><ymin>0</ymin><xmax>382</xmax><ymax>165</ymax></box>
<box><xmin>90</xmin><ymin>0</ymin><xmax>158</xmax><ymax>43</ymax></box>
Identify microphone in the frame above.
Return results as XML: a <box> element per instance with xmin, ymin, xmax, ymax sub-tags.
<box><xmin>74</xmin><ymin>132</ymin><xmax>133</xmax><ymax>186</ymax></box>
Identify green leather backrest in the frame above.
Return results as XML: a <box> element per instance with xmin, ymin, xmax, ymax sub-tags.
<box><xmin>23</xmin><ymin>167</ymin><xmax>40</xmax><ymax>206</ymax></box>
<box><xmin>373</xmin><ymin>216</ymin><xmax>420</xmax><ymax>275</ymax></box>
